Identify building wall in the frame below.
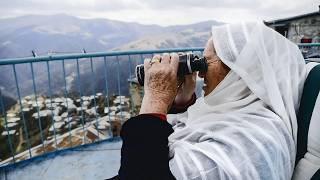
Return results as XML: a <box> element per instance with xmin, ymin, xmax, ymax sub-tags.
<box><xmin>286</xmin><ymin>15</ymin><xmax>320</xmax><ymax>43</ymax></box>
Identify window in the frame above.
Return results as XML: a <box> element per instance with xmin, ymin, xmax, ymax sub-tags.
<box><xmin>301</xmin><ymin>38</ymin><xmax>312</xmax><ymax>43</ymax></box>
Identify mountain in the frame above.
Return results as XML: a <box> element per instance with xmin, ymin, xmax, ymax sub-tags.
<box><xmin>0</xmin><ymin>14</ymin><xmax>223</xmax><ymax>109</ymax></box>
<box><xmin>0</xmin><ymin>15</ymin><xmax>221</xmax><ymax>58</ymax></box>
<box><xmin>0</xmin><ymin>14</ymin><xmax>162</xmax><ymax>58</ymax></box>
<box><xmin>113</xmin><ymin>21</ymin><xmax>222</xmax><ymax>50</ymax></box>
<box><xmin>115</xmin><ymin>30</ymin><xmax>210</xmax><ymax>50</ymax></box>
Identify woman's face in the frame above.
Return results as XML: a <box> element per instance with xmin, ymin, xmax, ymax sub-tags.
<box><xmin>198</xmin><ymin>38</ymin><xmax>230</xmax><ymax>96</ymax></box>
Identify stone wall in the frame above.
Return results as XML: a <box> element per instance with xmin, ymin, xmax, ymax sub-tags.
<box><xmin>286</xmin><ymin>15</ymin><xmax>320</xmax><ymax>43</ymax></box>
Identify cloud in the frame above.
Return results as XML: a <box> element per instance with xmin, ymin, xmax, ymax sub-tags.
<box><xmin>0</xmin><ymin>0</ymin><xmax>318</xmax><ymax>25</ymax></box>
<box><xmin>143</xmin><ymin>0</ymin><xmax>262</xmax><ymax>9</ymax></box>
<box><xmin>0</xmin><ymin>0</ymin><xmax>142</xmax><ymax>12</ymax></box>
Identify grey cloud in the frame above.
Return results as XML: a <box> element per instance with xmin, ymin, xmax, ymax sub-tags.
<box><xmin>142</xmin><ymin>0</ymin><xmax>262</xmax><ymax>9</ymax></box>
<box><xmin>250</xmin><ymin>0</ymin><xmax>318</xmax><ymax>21</ymax></box>
<box><xmin>0</xmin><ymin>0</ymin><xmax>141</xmax><ymax>17</ymax></box>
<box><xmin>0</xmin><ymin>0</ymin><xmax>264</xmax><ymax>14</ymax></box>
<box><xmin>92</xmin><ymin>1</ymin><xmax>142</xmax><ymax>11</ymax></box>
<box><xmin>0</xmin><ymin>0</ymin><xmax>317</xmax><ymax>25</ymax></box>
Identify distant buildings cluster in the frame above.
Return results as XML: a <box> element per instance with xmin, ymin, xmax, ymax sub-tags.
<box><xmin>0</xmin><ymin>93</ymin><xmax>132</xmax><ymax>164</ymax></box>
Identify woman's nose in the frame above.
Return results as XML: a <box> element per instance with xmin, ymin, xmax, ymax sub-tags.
<box><xmin>198</xmin><ymin>71</ymin><xmax>205</xmax><ymax>78</ymax></box>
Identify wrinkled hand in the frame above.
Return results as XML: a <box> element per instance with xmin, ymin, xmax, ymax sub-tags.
<box><xmin>174</xmin><ymin>72</ymin><xmax>196</xmax><ymax>105</ymax></box>
<box><xmin>140</xmin><ymin>53</ymin><xmax>179</xmax><ymax>115</ymax></box>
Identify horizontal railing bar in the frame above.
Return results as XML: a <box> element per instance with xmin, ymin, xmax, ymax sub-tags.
<box><xmin>0</xmin><ymin>48</ymin><xmax>205</xmax><ymax>65</ymax></box>
<box><xmin>0</xmin><ymin>44</ymin><xmax>319</xmax><ymax>65</ymax></box>
<box><xmin>297</xmin><ymin>43</ymin><xmax>320</xmax><ymax>47</ymax></box>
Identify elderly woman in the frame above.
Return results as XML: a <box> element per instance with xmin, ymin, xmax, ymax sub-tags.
<box><xmin>111</xmin><ymin>22</ymin><xmax>306</xmax><ymax>180</ymax></box>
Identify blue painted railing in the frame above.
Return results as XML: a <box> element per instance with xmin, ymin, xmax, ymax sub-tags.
<box><xmin>297</xmin><ymin>43</ymin><xmax>320</xmax><ymax>47</ymax></box>
<box><xmin>0</xmin><ymin>48</ymin><xmax>204</xmax><ymax>65</ymax></box>
<box><xmin>298</xmin><ymin>43</ymin><xmax>320</xmax><ymax>62</ymax></box>
<box><xmin>0</xmin><ymin>44</ymin><xmax>318</xmax><ymax>168</ymax></box>
<box><xmin>0</xmin><ymin>47</ymin><xmax>204</xmax><ymax>167</ymax></box>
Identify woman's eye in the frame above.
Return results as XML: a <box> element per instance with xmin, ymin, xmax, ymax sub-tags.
<box><xmin>206</xmin><ymin>58</ymin><xmax>214</xmax><ymax>64</ymax></box>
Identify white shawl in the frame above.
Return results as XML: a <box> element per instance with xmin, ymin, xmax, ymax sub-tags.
<box><xmin>167</xmin><ymin>22</ymin><xmax>307</xmax><ymax>180</ymax></box>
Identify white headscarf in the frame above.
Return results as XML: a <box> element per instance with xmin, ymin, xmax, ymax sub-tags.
<box><xmin>167</xmin><ymin>22</ymin><xmax>307</xmax><ymax>180</ymax></box>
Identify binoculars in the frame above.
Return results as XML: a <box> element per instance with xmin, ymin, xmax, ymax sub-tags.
<box><xmin>135</xmin><ymin>53</ymin><xmax>208</xmax><ymax>86</ymax></box>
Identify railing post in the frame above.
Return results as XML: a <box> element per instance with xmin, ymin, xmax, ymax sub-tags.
<box><xmin>0</xmin><ymin>89</ymin><xmax>15</xmax><ymax>162</ymax></box>
<box><xmin>139</xmin><ymin>54</ymin><xmax>145</xmax><ymax>98</ymax></box>
<box><xmin>12</xmin><ymin>64</ymin><xmax>32</xmax><ymax>158</ymax></box>
<box><xmin>103</xmin><ymin>57</ymin><xmax>112</xmax><ymax>138</ymax></box>
<box><xmin>116</xmin><ymin>56</ymin><xmax>123</xmax><ymax>125</ymax></box>
<box><xmin>61</xmin><ymin>60</ymin><xmax>73</xmax><ymax>147</ymax></box>
<box><xmin>76</xmin><ymin>58</ymin><xmax>87</xmax><ymax>143</ymax></box>
<box><xmin>89</xmin><ymin>57</ymin><xmax>100</xmax><ymax>141</ymax></box>
<box><xmin>30</xmin><ymin>62</ymin><xmax>45</xmax><ymax>152</ymax></box>
<box><xmin>127</xmin><ymin>55</ymin><xmax>134</xmax><ymax>116</ymax></box>
<box><xmin>46</xmin><ymin>60</ymin><xmax>58</xmax><ymax>149</ymax></box>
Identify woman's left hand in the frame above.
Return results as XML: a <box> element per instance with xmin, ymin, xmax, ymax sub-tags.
<box><xmin>174</xmin><ymin>72</ymin><xmax>196</xmax><ymax>105</ymax></box>
<box><xmin>139</xmin><ymin>53</ymin><xmax>179</xmax><ymax>115</ymax></box>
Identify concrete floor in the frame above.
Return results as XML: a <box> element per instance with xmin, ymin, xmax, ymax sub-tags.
<box><xmin>0</xmin><ymin>138</ymin><xmax>122</xmax><ymax>180</ymax></box>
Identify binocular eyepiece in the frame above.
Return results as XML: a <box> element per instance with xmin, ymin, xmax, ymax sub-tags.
<box><xmin>135</xmin><ymin>53</ymin><xmax>208</xmax><ymax>86</ymax></box>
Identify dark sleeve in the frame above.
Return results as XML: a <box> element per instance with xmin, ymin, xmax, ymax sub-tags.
<box><xmin>118</xmin><ymin>114</ymin><xmax>176</xmax><ymax>180</ymax></box>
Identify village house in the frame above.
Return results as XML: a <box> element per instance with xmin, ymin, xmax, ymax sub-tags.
<box><xmin>265</xmin><ymin>6</ymin><xmax>320</xmax><ymax>44</ymax></box>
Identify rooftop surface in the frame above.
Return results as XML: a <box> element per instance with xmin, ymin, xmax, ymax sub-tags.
<box><xmin>265</xmin><ymin>11</ymin><xmax>320</xmax><ymax>24</ymax></box>
<box><xmin>0</xmin><ymin>138</ymin><xmax>121</xmax><ymax>180</ymax></box>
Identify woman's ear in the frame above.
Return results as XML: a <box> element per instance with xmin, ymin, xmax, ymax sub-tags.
<box><xmin>219</xmin><ymin>61</ymin><xmax>230</xmax><ymax>77</ymax></box>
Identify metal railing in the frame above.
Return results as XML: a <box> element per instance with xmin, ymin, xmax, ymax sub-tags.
<box><xmin>0</xmin><ymin>43</ymin><xmax>319</xmax><ymax>168</ymax></box>
<box><xmin>0</xmin><ymin>47</ymin><xmax>204</xmax><ymax>167</ymax></box>
<box><xmin>297</xmin><ymin>43</ymin><xmax>320</xmax><ymax>61</ymax></box>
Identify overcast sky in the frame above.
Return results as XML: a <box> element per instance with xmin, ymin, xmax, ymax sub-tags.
<box><xmin>0</xmin><ymin>0</ymin><xmax>318</xmax><ymax>25</ymax></box>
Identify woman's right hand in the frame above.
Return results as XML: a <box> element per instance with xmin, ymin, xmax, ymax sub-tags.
<box><xmin>140</xmin><ymin>54</ymin><xmax>180</xmax><ymax>115</ymax></box>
